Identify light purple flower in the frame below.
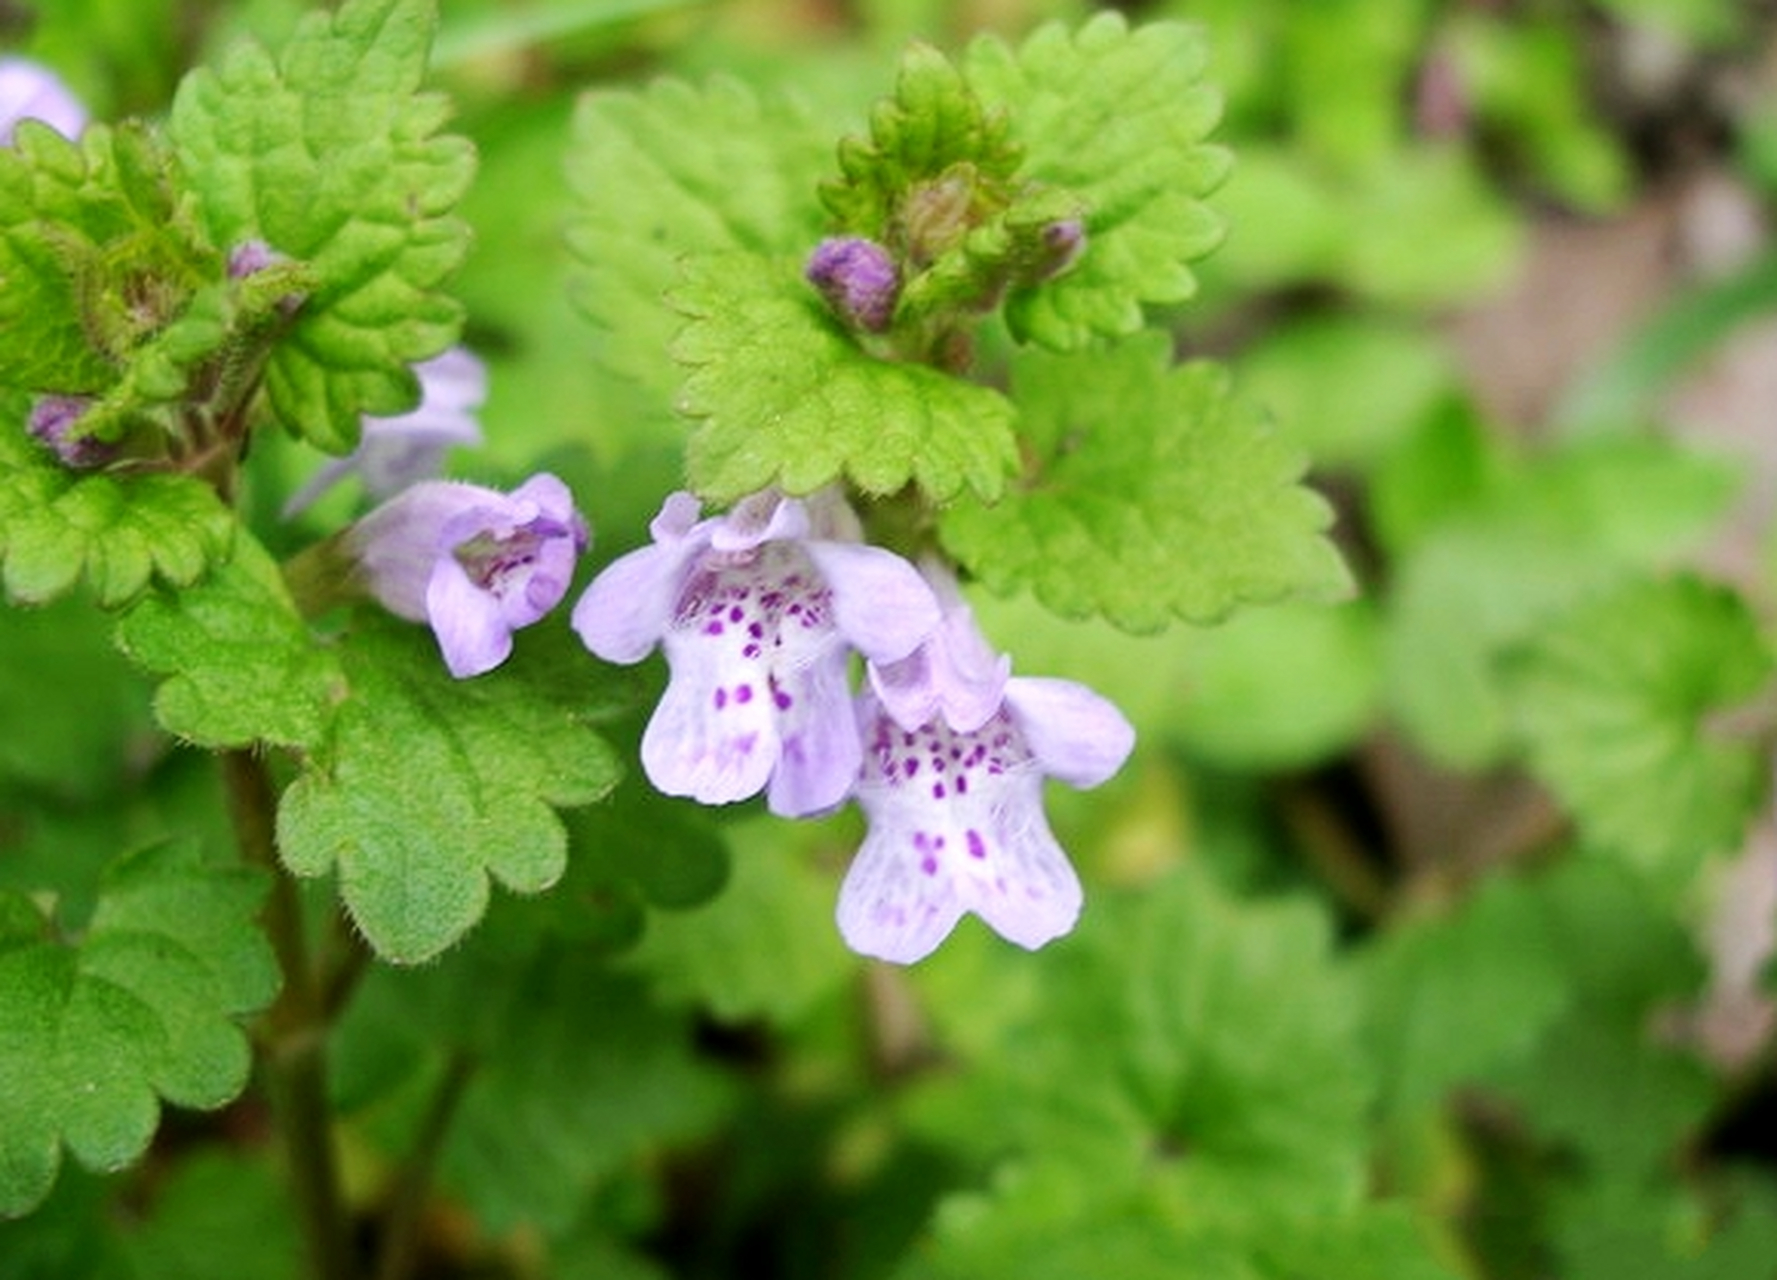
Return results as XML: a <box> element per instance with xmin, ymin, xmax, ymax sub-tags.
<box><xmin>572</xmin><ymin>488</ymin><xmax>940</xmax><ymax>817</ymax></box>
<box><xmin>0</xmin><ymin>57</ymin><xmax>87</xmax><ymax>145</ymax></box>
<box><xmin>284</xmin><ymin>347</ymin><xmax>487</xmax><ymax>517</ymax></box>
<box><xmin>350</xmin><ymin>473</ymin><xmax>587</xmax><ymax>678</ymax></box>
<box><xmin>838</xmin><ymin>570</ymin><xmax>1134</xmax><ymax>964</ymax></box>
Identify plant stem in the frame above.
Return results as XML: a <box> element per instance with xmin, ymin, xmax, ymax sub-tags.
<box><xmin>222</xmin><ymin>749</ymin><xmax>360</xmax><ymax>1280</ymax></box>
<box><xmin>373</xmin><ymin>1051</ymin><xmax>477</xmax><ymax>1280</ymax></box>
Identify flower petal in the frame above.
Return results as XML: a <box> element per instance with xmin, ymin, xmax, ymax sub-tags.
<box><xmin>1004</xmin><ymin>676</ymin><xmax>1135</xmax><ymax>789</ymax></box>
<box><xmin>836</xmin><ymin>815</ymin><xmax>969</xmax><ymax>965</ymax></box>
<box><xmin>640</xmin><ymin>630</ymin><xmax>778</xmax><ymax>804</ymax></box>
<box><xmin>572</xmin><ymin>538</ymin><xmax>704</xmax><ymax>664</ymax></box>
<box><xmin>426</xmin><ymin>558</ymin><xmax>513</xmax><ymax>678</ymax></box>
<box><xmin>954</xmin><ymin>776</ymin><xmax>1084</xmax><ymax>951</ymax></box>
<box><xmin>804</xmin><ymin>540</ymin><xmax>940</xmax><ymax>664</ymax></box>
<box><xmin>766</xmin><ymin>654</ymin><xmax>862</xmax><ymax>817</ymax></box>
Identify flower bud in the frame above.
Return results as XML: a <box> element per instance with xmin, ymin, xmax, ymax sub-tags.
<box><xmin>27</xmin><ymin>394</ymin><xmax>115</xmax><ymax>469</ymax></box>
<box><xmin>1035</xmin><ymin>218</ymin><xmax>1086</xmax><ymax>280</ymax></box>
<box><xmin>806</xmin><ymin>237</ymin><xmax>901</xmax><ymax>334</ymax></box>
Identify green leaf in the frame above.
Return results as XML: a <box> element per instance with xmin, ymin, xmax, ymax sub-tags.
<box><xmin>118</xmin><ymin>1151</ymin><xmax>303</xmax><ymax>1280</ymax></box>
<box><xmin>1177</xmin><ymin>599</ymin><xmax>1381</xmax><ymax>770</ymax></box>
<box><xmin>1507</xmin><ymin>575</ymin><xmax>1773</xmax><ymax>879</ymax></box>
<box><xmin>566</xmin><ymin>777</ymin><xmax>730</xmax><ymax>912</ymax></box>
<box><xmin>963</xmin><ymin>15</ymin><xmax>1231</xmax><ymax>348</ymax></box>
<box><xmin>0</xmin><ymin>419</ymin><xmax>237</xmax><ymax>608</ymax></box>
<box><xmin>0</xmin><ymin>595</ymin><xmax>153</xmax><ymax>797</ymax></box>
<box><xmin>1494</xmin><ymin>856</ymin><xmax>1714</xmax><ymax>1173</ymax></box>
<box><xmin>0</xmin><ymin>841</ymin><xmax>277</xmax><ymax>1217</ymax></box>
<box><xmin>115</xmin><ymin>532</ymin><xmax>345</xmax><ymax>750</ymax></box>
<box><xmin>672</xmin><ymin>252</ymin><xmax>1018</xmax><ymax>502</ymax></box>
<box><xmin>333</xmin><ymin>941</ymin><xmax>731</xmax><ymax>1235</ymax></box>
<box><xmin>168</xmin><ymin>0</ymin><xmax>474</xmax><ymax>453</ymax></box>
<box><xmin>939</xmin><ymin>334</ymin><xmax>1350</xmax><ymax>632</ymax></box>
<box><xmin>902</xmin><ymin>866</ymin><xmax>1455</xmax><ymax>1280</ymax></box>
<box><xmin>565</xmin><ymin>77</ymin><xmax>832</xmax><ymax>398</ymax></box>
<box><xmin>1357</xmin><ymin>871</ymin><xmax>1576</xmax><ymax>1114</ymax></box>
<box><xmin>434</xmin><ymin>959</ymin><xmax>733</xmax><ymax>1234</ymax></box>
<box><xmin>1236</xmin><ymin>315</ymin><xmax>1455</xmax><ymax>471</ymax></box>
<box><xmin>276</xmin><ymin>615</ymin><xmax>624</xmax><ymax>963</ymax></box>
<box><xmin>622</xmin><ymin>811</ymin><xmax>853</xmax><ymax>1026</ymax></box>
<box><xmin>1383</xmin><ymin>436</ymin><xmax>1740</xmax><ymax>768</ymax></box>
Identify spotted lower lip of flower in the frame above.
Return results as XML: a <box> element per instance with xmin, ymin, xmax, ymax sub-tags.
<box><xmin>838</xmin><ymin>664</ymin><xmax>1135</xmax><ymax>965</ymax></box>
<box><xmin>571</xmin><ymin>488</ymin><xmax>941</xmax><ymax>817</ymax></box>
<box><xmin>283</xmin><ymin>346</ymin><xmax>487</xmax><ymax>518</ymax></box>
<box><xmin>0</xmin><ymin>56</ymin><xmax>88</xmax><ymax>145</ymax></box>
<box><xmin>349</xmin><ymin>473</ymin><xmax>587</xmax><ymax>678</ymax></box>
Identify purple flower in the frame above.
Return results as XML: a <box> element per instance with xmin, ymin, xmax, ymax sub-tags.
<box><xmin>572</xmin><ymin>488</ymin><xmax>940</xmax><ymax>817</ymax></box>
<box><xmin>0</xmin><ymin>57</ymin><xmax>87</xmax><ymax>145</ymax></box>
<box><xmin>837</xmin><ymin>570</ymin><xmax>1134</xmax><ymax>964</ymax></box>
<box><xmin>349</xmin><ymin>473</ymin><xmax>587</xmax><ymax>678</ymax></box>
<box><xmin>27</xmin><ymin>394</ymin><xmax>115</xmax><ymax>469</ymax></box>
<box><xmin>806</xmin><ymin>237</ymin><xmax>901</xmax><ymax>333</ymax></box>
<box><xmin>284</xmin><ymin>347</ymin><xmax>487</xmax><ymax>517</ymax></box>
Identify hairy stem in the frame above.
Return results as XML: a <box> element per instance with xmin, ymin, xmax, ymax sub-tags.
<box><xmin>223</xmin><ymin>749</ymin><xmax>360</xmax><ymax>1280</ymax></box>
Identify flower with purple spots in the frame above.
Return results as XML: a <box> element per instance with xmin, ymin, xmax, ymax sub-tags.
<box><xmin>349</xmin><ymin>473</ymin><xmax>587</xmax><ymax>678</ymax></box>
<box><xmin>837</xmin><ymin>569</ymin><xmax>1134</xmax><ymax>964</ymax></box>
<box><xmin>0</xmin><ymin>57</ymin><xmax>87</xmax><ymax>145</ymax></box>
<box><xmin>285</xmin><ymin>347</ymin><xmax>487</xmax><ymax>517</ymax></box>
<box><xmin>571</xmin><ymin>488</ymin><xmax>941</xmax><ymax>817</ymax></box>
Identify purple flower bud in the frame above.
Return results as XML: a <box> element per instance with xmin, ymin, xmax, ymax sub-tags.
<box><xmin>227</xmin><ymin>239</ymin><xmax>283</xmax><ymax>280</ymax></box>
<box><xmin>27</xmin><ymin>394</ymin><xmax>115</xmax><ymax>469</ymax></box>
<box><xmin>806</xmin><ymin>237</ymin><xmax>901</xmax><ymax>334</ymax></box>
<box><xmin>349</xmin><ymin>473</ymin><xmax>588</xmax><ymax>678</ymax></box>
<box><xmin>1036</xmin><ymin>218</ymin><xmax>1086</xmax><ymax>279</ymax></box>
<box><xmin>0</xmin><ymin>57</ymin><xmax>87</xmax><ymax>146</ymax></box>
<box><xmin>228</xmin><ymin>238</ymin><xmax>307</xmax><ymax>319</ymax></box>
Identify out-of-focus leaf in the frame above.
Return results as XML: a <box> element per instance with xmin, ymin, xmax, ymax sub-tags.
<box><xmin>1507</xmin><ymin>574</ymin><xmax>1773</xmax><ymax>880</ymax></box>
<box><xmin>0</xmin><ymin>841</ymin><xmax>276</xmax><ymax>1217</ymax></box>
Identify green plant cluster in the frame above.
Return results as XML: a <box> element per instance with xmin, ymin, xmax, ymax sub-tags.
<box><xmin>0</xmin><ymin>1</ymin><xmax>1774</xmax><ymax>1278</ymax></box>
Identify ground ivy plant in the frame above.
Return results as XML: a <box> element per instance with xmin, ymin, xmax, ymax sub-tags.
<box><xmin>0</xmin><ymin>0</ymin><xmax>1347</xmax><ymax>1271</ymax></box>
<box><xmin>7</xmin><ymin>2</ymin><xmax>1771</xmax><ymax>1278</ymax></box>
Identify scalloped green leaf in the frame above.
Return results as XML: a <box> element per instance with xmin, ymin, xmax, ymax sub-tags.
<box><xmin>1506</xmin><ymin>575</ymin><xmax>1773</xmax><ymax>879</ymax></box>
<box><xmin>963</xmin><ymin>14</ymin><xmax>1231</xmax><ymax>349</ymax></box>
<box><xmin>114</xmin><ymin>532</ymin><xmax>345</xmax><ymax>750</ymax></box>
<box><xmin>900</xmin><ymin>865</ymin><xmax>1454</xmax><ymax>1280</ymax></box>
<box><xmin>167</xmin><ymin>0</ymin><xmax>474</xmax><ymax>453</ymax></box>
<box><xmin>0</xmin><ymin>419</ymin><xmax>236</xmax><ymax>608</ymax></box>
<box><xmin>565</xmin><ymin>77</ymin><xmax>832</xmax><ymax>397</ymax></box>
<box><xmin>939</xmin><ymin>334</ymin><xmax>1349</xmax><ymax>631</ymax></box>
<box><xmin>673</xmin><ymin>252</ymin><xmax>1017</xmax><ymax>502</ymax></box>
<box><xmin>0</xmin><ymin>841</ymin><xmax>277</xmax><ymax>1218</ymax></box>
<box><xmin>276</xmin><ymin>615</ymin><xmax>624</xmax><ymax>964</ymax></box>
